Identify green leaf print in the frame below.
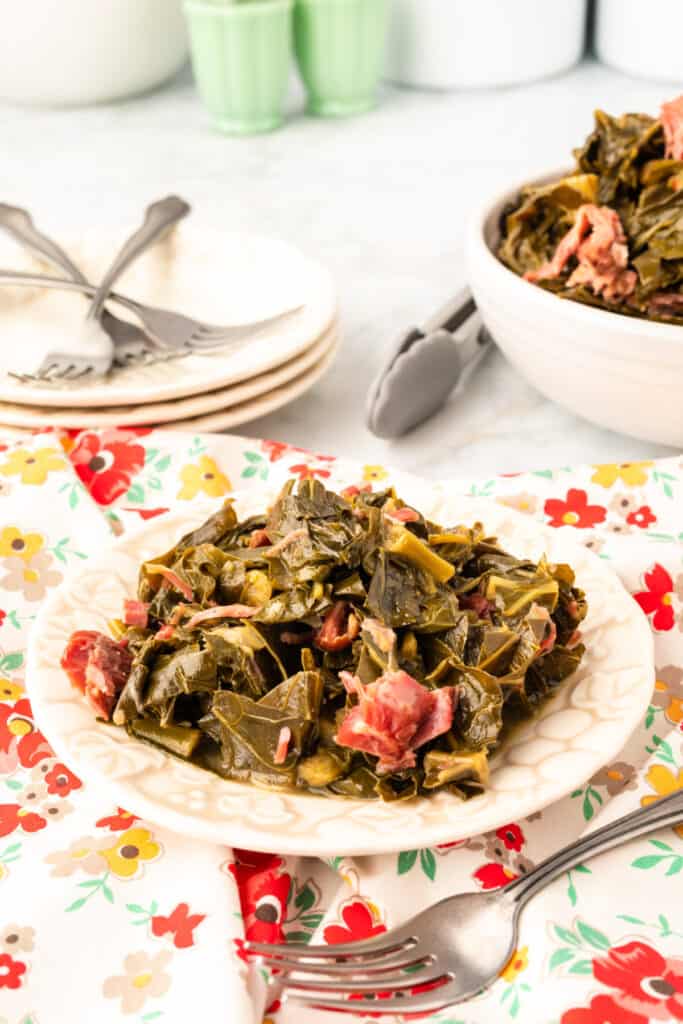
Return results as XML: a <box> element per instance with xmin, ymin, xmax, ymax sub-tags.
<box><xmin>126</xmin><ymin>482</ymin><xmax>146</xmax><ymax>504</ymax></box>
<box><xmin>0</xmin><ymin>652</ymin><xmax>23</xmax><ymax>672</ymax></box>
<box><xmin>568</xmin><ymin>959</ymin><xmax>593</xmax><ymax>974</ymax></box>
<box><xmin>576</xmin><ymin>921</ymin><xmax>610</xmax><ymax>950</ymax></box>
<box><xmin>295</xmin><ymin>882</ymin><xmax>316</xmax><ymax>912</ymax></box>
<box><xmin>549</xmin><ymin>948</ymin><xmax>575</xmax><ymax>970</ymax></box>
<box><xmin>398</xmin><ymin>849</ymin><xmax>418</xmax><ymax>875</ymax></box>
<box><xmin>419</xmin><ymin>848</ymin><xmax>437</xmax><ymax>882</ymax></box>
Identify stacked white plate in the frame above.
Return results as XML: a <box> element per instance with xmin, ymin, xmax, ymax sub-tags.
<box><xmin>0</xmin><ymin>224</ymin><xmax>339</xmax><ymax>431</ymax></box>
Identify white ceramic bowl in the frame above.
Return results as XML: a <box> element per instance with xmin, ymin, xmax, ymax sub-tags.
<box><xmin>596</xmin><ymin>0</ymin><xmax>683</xmax><ymax>84</ymax></box>
<box><xmin>384</xmin><ymin>0</ymin><xmax>588</xmax><ymax>91</ymax></box>
<box><xmin>466</xmin><ymin>168</ymin><xmax>683</xmax><ymax>448</ymax></box>
<box><xmin>0</xmin><ymin>0</ymin><xmax>188</xmax><ymax>107</ymax></box>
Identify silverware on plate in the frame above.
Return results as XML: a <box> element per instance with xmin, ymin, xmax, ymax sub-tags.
<box><xmin>366</xmin><ymin>287</ymin><xmax>492</xmax><ymax>439</ymax></box>
<box><xmin>247</xmin><ymin>787</ymin><xmax>683</xmax><ymax>1014</ymax></box>
<box><xmin>0</xmin><ymin>270</ymin><xmax>304</xmax><ymax>361</ymax></box>
<box><xmin>0</xmin><ymin>203</ymin><xmax>157</xmax><ymax>368</ymax></box>
<box><xmin>11</xmin><ymin>196</ymin><xmax>190</xmax><ymax>384</ymax></box>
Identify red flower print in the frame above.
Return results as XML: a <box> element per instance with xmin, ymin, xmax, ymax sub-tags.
<box><xmin>151</xmin><ymin>902</ymin><xmax>205</xmax><ymax>949</ymax></box>
<box><xmin>562</xmin><ymin>994</ymin><xmax>648</xmax><ymax>1024</ymax></box>
<box><xmin>0</xmin><ymin>952</ymin><xmax>26</xmax><ymax>990</ymax></box>
<box><xmin>0</xmin><ymin>698</ymin><xmax>51</xmax><ymax>769</ymax></box>
<box><xmin>495</xmin><ymin>823</ymin><xmax>525</xmax><ymax>852</ymax></box>
<box><xmin>0</xmin><ymin>803</ymin><xmax>46</xmax><ymax>837</ymax></box>
<box><xmin>288</xmin><ymin>463</ymin><xmax>331</xmax><ymax>482</ymax></box>
<box><xmin>0</xmin><ymin>610</ymin><xmax>5</xmax><ymax>628</ymax></box>
<box><xmin>262</xmin><ymin>440</ymin><xmax>290</xmax><ymax>463</ymax></box>
<box><xmin>44</xmin><ymin>762</ymin><xmax>81</xmax><ymax>797</ymax></box>
<box><xmin>69</xmin><ymin>429</ymin><xmax>146</xmax><ymax>506</ymax></box>
<box><xmin>96</xmin><ymin>807</ymin><xmax>140</xmax><ymax>831</ymax></box>
<box><xmin>473</xmin><ymin>862</ymin><xmax>518</xmax><ymax>890</ymax></box>
<box><xmin>323</xmin><ymin>898</ymin><xmax>387</xmax><ymax>945</ymax></box>
<box><xmin>122</xmin><ymin>507</ymin><xmax>169</xmax><ymax>521</ymax></box>
<box><xmin>228</xmin><ymin>849</ymin><xmax>291</xmax><ymax>945</ymax></box>
<box><xmin>590</xmin><ymin>941</ymin><xmax>683</xmax><ymax>1021</ymax></box>
<box><xmin>634</xmin><ymin>564</ymin><xmax>676</xmax><ymax>631</ymax></box>
<box><xmin>544</xmin><ymin>489</ymin><xmax>607</xmax><ymax>529</ymax></box>
<box><xmin>627</xmin><ymin>505</ymin><xmax>657</xmax><ymax>530</ymax></box>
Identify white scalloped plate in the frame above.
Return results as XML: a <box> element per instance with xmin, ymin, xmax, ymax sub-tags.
<box><xmin>27</xmin><ymin>485</ymin><xmax>654</xmax><ymax>855</ymax></box>
<box><xmin>0</xmin><ymin>226</ymin><xmax>336</xmax><ymax>408</ymax></box>
<box><xmin>0</xmin><ymin>320</ymin><xmax>338</xmax><ymax>430</ymax></box>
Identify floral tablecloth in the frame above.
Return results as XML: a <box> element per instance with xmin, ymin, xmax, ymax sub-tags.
<box><xmin>1</xmin><ymin>427</ymin><xmax>682</xmax><ymax>1024</ymax></box>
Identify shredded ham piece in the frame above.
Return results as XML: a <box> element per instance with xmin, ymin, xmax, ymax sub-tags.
<box><xmin>145</xmin><ymin>564</ymin><xmax>194</xmax><ymax>601</ymax></box>
<box><xmin>249</xmin><ymin>529</ymin><xmax>271</xmax><ymax>549</ymax></box>
<box><xmin>567</xmin><ymin>629</ymin><xmax>583</xmax><ymax>650</ymax></box>
<box><xmin>274</xmin><ymin>726</ymin><xmax>292</xmax><ymax>765</ymax></box>
<box><xmin>335</xmin><ymin>669</ymin><xmax>456</xmax><ymax>774</ymax></box>
<box><xmin>524</xmin><ymin>204</ymin><xmax>637</xmax><ymax>301</ymax></box>
<box><xmin>123</xmin><ymin>599</ymin><xmax>149</xmax><ymax>628</ymax></box>
<box><xmin>185</xmin><ymin>604</ymin><xmax>260</xmax><ymax>630</ymax></box>
<box><xmin>314</xmin><ymin>602</ymin><xmax>360</xmax><ymax>652</ymax></box>
<box><xmin>458</xmin><ymin>593</ymin><xmax>493</xmax><ymax>619</ymax></box>
<box><xmin>341</xmin><ymin>484</ymin><xmax>372</xmax><ymax>500</ymax></box>
<box><xmin>61</xmin><ymin>630</ymin><xmax>132</xmax><ymax>720</ymax></box>
<box><xmin>648</xmin><ymin>291</ymin><xmax>683</xmax><ymax>317</ymax></box>
<box><xmin>661</xmin><ymin>95</ymin><xmax>683</xmax><ymax>160</ymax></box>
<box><xmin>266</xmin><ymin>528</ymin><xmax>307</xmax><ymax>557</ymax></box>
<box><xmin>385</xmin><ymin>506</ymin><xmax>420</xmax><ymax>523</ymax></box>
<box><xmin>155</xmin><ymin>625</ymin><xmax>175</xmax><ymax>641</ymax></box>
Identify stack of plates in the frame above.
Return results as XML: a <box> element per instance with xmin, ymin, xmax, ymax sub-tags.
<box><xmin>0</xmin><ymin>226</ymin><xmax>338</xmax><ymax>432</ymax></box>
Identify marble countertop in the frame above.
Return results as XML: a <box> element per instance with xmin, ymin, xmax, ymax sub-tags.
<box><xmin>1</xmin><ymin>58</ymin><xmax>679</xmax><ymax>480</ymax></box>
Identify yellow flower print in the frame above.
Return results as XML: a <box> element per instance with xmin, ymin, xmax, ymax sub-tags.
<box><xmin>0</xmin><ymin>447</ymin><xmax>66</xmax><ymax>486</ymax></box>
<box><xmin>362</xmin><ymin>464</ymin><xmax>388</xmax><ymax>483</ymax></box>
<box><xmin>101</xmin><ymin>827</ymin><xmax>161</xmax><ymax>879</ymax></box>
<box><xmin>642</xmin><ymin>764</ymin><xmax>683</xmax><ymax>838</ymax></box>
<box><xmin>103</xmin><ymin>950</ymin><xmax>172</xmax><ymax>1015</ymax></box>
<box><xmin>501</xmin><ymin>945</ymin><xmax>529</xmax><ymax>982</ymax></box>
<box><xmin>0</xmin><ymin>679</ymin><xmax>23</xmax><ymax>702</ymax></box>
<box><xmin>177</xmin><ymin>455</ymin><xmax>231</xmax><ymax>501</ymax></box>
<box><xmin>591</xmin><ymin>461</ymin><xmax>653</xmax><ymax>489</ymax></box>
<box><xmin>0</xmin><ymin>526</ymin><xmax>43</xmax><ymax>561</ymax></box>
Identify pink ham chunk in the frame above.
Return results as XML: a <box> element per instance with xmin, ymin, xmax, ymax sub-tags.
<box><xmin>524</xmin><ymin>204</ymin><xmax>637</xmax><ymax>302</ymax></box>
<box><xmin>335</xmin><ymin>669</ymin><xmax>456</xmax><ymax>774</ymax></box>
<box><xmin>661</xmin><ymin>95</ymin><xmax>683</xmax><ymax>160</ymax></box>
<box><xmin>61</xmin><ymin>630</ymin><xmax>133</xmax><ymax>721</ymax></box>
<box><xmin>123</xmin><ymin>599</ymin><xmax>149</xmax><ymax>628</ymax></box>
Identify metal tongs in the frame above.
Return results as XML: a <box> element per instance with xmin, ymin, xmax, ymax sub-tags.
<box><xmin>366</xmin><ymin>287</ymin><xmax>492</xmax><ymax>439</ymax></box>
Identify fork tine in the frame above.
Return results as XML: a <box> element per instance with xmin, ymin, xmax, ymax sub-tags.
<box><xmin>258</xmin><ymin>951</ymin><xmax>429</xmax><ymax>977</ymax></box>
<box><xmin>246</xmin><ymin>931</ymin><xmax>414</xmax><ymax>961</ymax></box>
<box><xmin>286</xmin><ymin>977</ymin><xmax>458</xmax><ymax>1016</ymax></box>
<box><xmin>280</xmin><ymin>970</ymin><xmax>447</xmax><ymax>996</ymax></box>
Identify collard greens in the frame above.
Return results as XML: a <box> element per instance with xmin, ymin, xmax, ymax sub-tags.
<box><xmin>498</xmin><ymin>93</ymin><xmax>683</xmax><ymax>322</ymax></box>
<box><xmin>61</xmin><ymin>479</ymin><xmax>587</xmax><ymax>802</ymax></box>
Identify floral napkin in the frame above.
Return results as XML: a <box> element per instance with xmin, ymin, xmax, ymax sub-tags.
<box><xmin>1</xmin><ymin>427</ymin><xmax>682</xmax><ymax>1024</ymax></box>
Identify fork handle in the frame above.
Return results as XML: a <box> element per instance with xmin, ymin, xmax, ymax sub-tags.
<box><xmin>506</xmin><ymin>789</ymin><xmax>683</xmax><ymax>908</ymax></box>
<box><xmin>0</xmin><ymin>204</ymin><xmax>87</xmax><ymax>284</ymax></box>
<box><xmin>86</xmin><ymin>195</ymin><xmax>190</xmax><ymax>323</ymax></box>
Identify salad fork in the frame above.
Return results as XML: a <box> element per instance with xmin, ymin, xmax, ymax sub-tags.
<box><xmin>0</xmin><ymin>203</ymin><xmax>155</xmax><ymax>367</ymax></box>
<box><xmin>247</xmin><ymin>788</ymin><xmax>683</xmax><ymax>1015</ymax></box>
<box><xmin>0</xmin><ymin>271</ymin><xmax>303</xmax><ymax>354</ymax></box>
<box><xmin>13</xmin><ymin>196</ymin><xmax>189</xmax><ymax>384</ymax></box>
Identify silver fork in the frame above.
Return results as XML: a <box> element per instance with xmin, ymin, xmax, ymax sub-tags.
<box><xmin>247</xmin><ymin>788</ymin><xmax>683</xmax><ymax>1015</ymax></box>
<box><xmin>0</xmin><ymin>271</ymin><xmax>304</xmax><ymax>354</ymax></box>
<box><xmin>0</xmin><ymin>203</ymin><xmax>156</xmax><ymax>368</ymax></box>
<box><xmin>14</xmin><ymin>196</ymin><xmax>189</xmax><ymax>384</ymax></box>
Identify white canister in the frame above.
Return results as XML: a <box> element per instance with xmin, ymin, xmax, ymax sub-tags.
<box><xmin>596</xmin><ymin>0</ymin><xmax>683</xmax><ymax>83</ymax></box>
<box><xmin>385</xmin><ymin>0</ymin><xmax>588</xmax><ymax>91</ymax></box>
<box><xmin>0</xmin><ymin>0</ymin><xmax>188</xmax><ymax>107</ymax></box>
